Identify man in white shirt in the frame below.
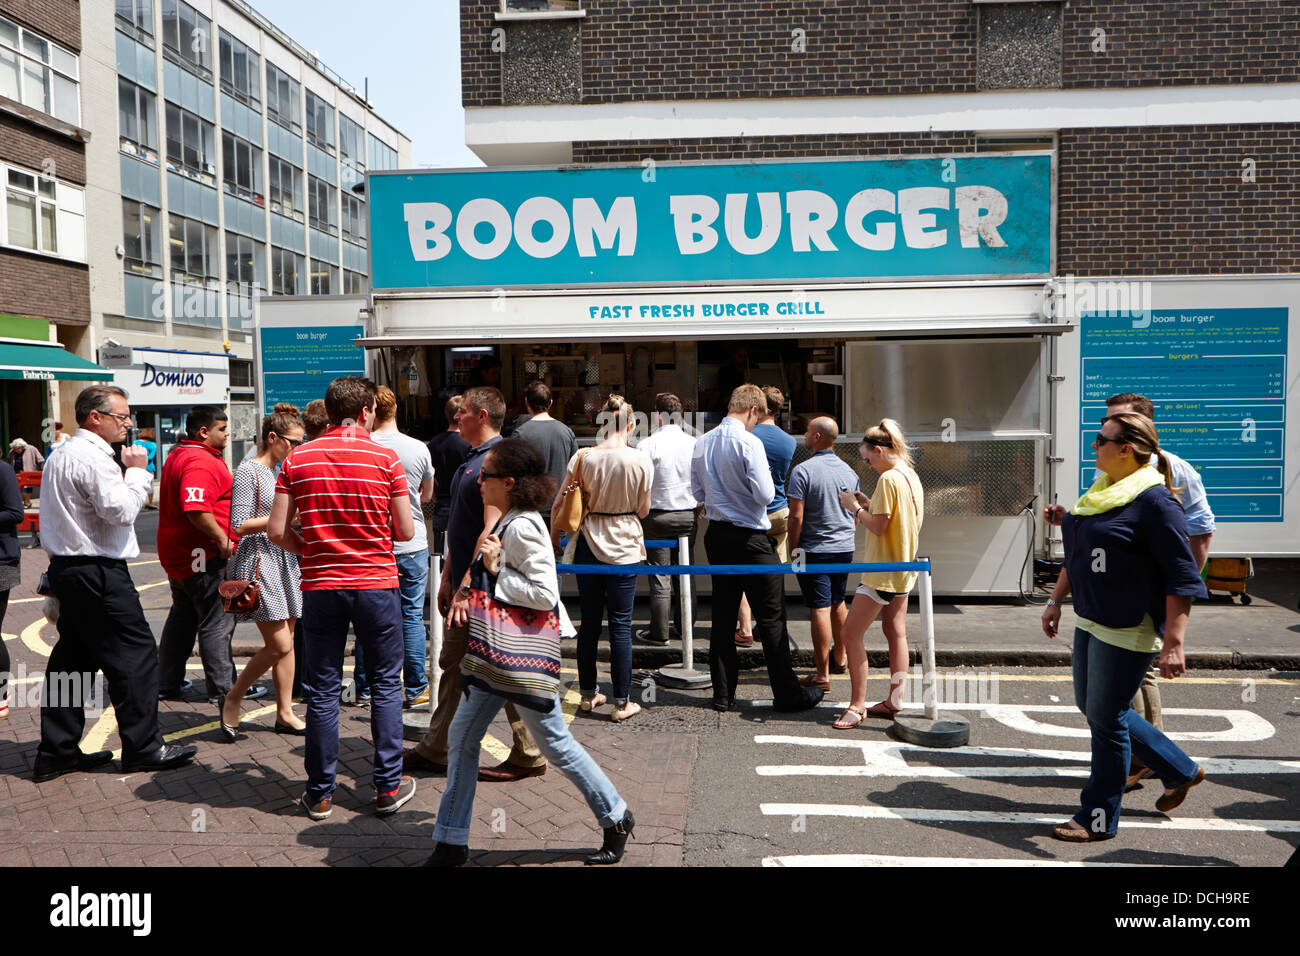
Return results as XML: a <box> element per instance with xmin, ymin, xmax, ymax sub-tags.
<box><xmin>635</xmin><ymin>392</ymin><xmax>699</xmax><ymax>646</ymax></box>
<box><xmin>34</xmin><ymin>385</ymin><xmax>197</xmax><ymax>782</ymax></box>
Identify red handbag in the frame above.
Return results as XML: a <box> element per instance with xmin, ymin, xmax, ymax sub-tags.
<box><xmin>220</xmin><ymin>466</ymin><xmax>262</xmax><ymax>615</ymax></box>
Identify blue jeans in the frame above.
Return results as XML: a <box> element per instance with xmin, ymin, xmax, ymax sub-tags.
<box><xmin>302</xmin><ymin>588</ymin><xmax>404</xmax><ymax>802</ymax></box>
<box><xmin>396</xmin><ymin>550</ymin><xmax>430</xmax><ymax>700</ymax></box>
<box><xmin>574</xmin><ymin>535</ymin><xmax>637</xmax><ymax>705</ymax></box>
<box><xmin>1071</xmin><ymin>628</ymin><xmax>1201</xmax><ymax>837</ymax></box>
<box><xmin>433</xmin><ymin>684</ymin><xmax>627</xmax><ymax>846</ymax></box>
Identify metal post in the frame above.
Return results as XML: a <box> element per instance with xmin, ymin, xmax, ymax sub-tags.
<box><xmin>656</xmin><ymin>532</ymin><xmax>711</xmax><ymax>689</ymax></box>
<box><xmin>917</xmin><ymin>561</ymin><xmax>938</xmax><ymax>721</ymax></box>
<box><xmin>890</xmin><ymin>558</ymin><xmax>970</xmax><ymax>748</ymax></box>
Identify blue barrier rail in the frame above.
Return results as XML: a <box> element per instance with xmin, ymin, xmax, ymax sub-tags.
<box><xmin>556</xmin><ymin>560</ymin><xmax>932</xmax><ymax>576</ymax></box>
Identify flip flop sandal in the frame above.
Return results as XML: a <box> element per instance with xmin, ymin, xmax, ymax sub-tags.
<box><xmin>865</xmin><ymin>701</ymin><xmax>901</xmax><ymax>719</ymax></box>
<box><xmin>832</xmin><ymin>705</ymin><xmax>867</xmax><ymax>729</ymax></box>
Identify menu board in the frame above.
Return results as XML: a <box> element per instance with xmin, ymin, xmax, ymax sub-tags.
<box><xmin>259</xmin><ymin>324</ymin><xmax>367</xmax><ymax>414</ymax></box>
<box><xmin>1079</xmin><ymin>308</ymin><xmax>1287</xmax><ymax>522</ymax></box>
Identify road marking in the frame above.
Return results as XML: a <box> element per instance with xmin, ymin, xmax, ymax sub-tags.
<box><xmin>753</xmin><ymin>736</ymin><xmax>1300</xmax><ymax>777</ymax></box>
<box><xmin>111</xmin><ymin>705</ymin><xmax>279</xmax><ymax>759</ymax></box>
<box><xmin>479</xmin><ymin>672</ymin><xmax>580</xmax><ymax>761</ymax></box>
<box><xmin>760</xmin><ymin>804</ymin><xmax>1300</xmax><ymax>832</ymax></box>
<box><xmin>9</xmin><ymin>578</ymin><xmax>169</xmax><ymax>605</ymax></box>
<box><xmin>752</xmin><ymin>700</ymin><xmax>1275</xmax><ymax>742</ymax></box>
<box><xmin>82</xmin><ymin>704</ymin><xmax>118</xmax><ymax>753</ymax></box>
<box><xmin>20</xmin><ymin>619</ymin><xmax>51</xmax><ymax>656</ymax></box>
<box><xmin>763</xmin><ymin>854</ymin><xmax>1190</xmax><ymax>867</ymax></box>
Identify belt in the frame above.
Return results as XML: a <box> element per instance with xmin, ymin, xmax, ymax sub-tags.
<box><xmin>588</xmin><ymin>511</ymin><xmax>637</xmax><ymax>517</ymax></box>
<box><xmin>49</xmin><ymin>554</ymin><xmax>128</xmax><ymax>566</ymax></box>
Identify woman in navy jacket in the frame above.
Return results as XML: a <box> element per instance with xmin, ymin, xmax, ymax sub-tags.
<box><xmin>1041</xmin><ymin>412</ymin><xmax>1207</xmax><ymax>842</ymax></box>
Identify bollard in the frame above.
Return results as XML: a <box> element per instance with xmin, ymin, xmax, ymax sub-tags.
<box><xmin>657</xmin><ymin>533</ymin><xmax>711</xmax><ymax>689</ymax></box>
<box><xmin>403</xmin><ymin>549</ymin><xmax>442</xmax><ymax>740</ymax></box>
<box><xmin>889</xmin><ymin>558</ymin><xmax>971</xmax><ymax>748</ymax></box>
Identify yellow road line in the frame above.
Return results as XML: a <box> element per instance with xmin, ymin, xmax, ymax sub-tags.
<box><xmin>2</xmin><ymin>631</ymin><xmax>15</xmax><ymax>642</ymax></box>
<box><xmin>82</xmin><ymin>704</ymin><xmax>118</xmax><ymax>753</ymax></box>
<box><xmin>481</xmin><ymin>671</ymin><xmax>582</xmax><ymax>759</ymax></box>
<box><xmin>20</xmin><ymin>618</ymin><xmax>51</xmax><ymax>656</ymax></box>
<box><xmin>10</xmin><ymin>578</ymin><xmax>169</xmax><ymax>605</ymax></box>
<box><xmin>110</xmin><ymin>704</ymin><xmax>280</xmax><ymax>760</ymax></box>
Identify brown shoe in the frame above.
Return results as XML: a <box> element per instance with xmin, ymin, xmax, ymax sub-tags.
<box><xmin>1155</xmin><ymin>766</ymin><xmax>1205</xmax><ymax>813</ymax></box>
<box><xmin>798</xmin><ymin>674</ymin><xmax>831</xmax><ymax>691</ymax></box>
<box><xmin>734</xmin><ymin>630</ymin><xmax>755</xmax><ymax>647</ymax></box>
<box><xmin>477</xmin><ymin>761</ymin><xmax>547</xmax><ymax>783</ymax></box>
<box><xmin>402</xmin><ymin>748</ymin><xmax>447</xmax><ymax>774</ymax></box>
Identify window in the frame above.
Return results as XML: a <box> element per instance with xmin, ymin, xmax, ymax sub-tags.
<box><xmin>119</xmin><ymin>79</ymin><xmax>158</xmax><ymax>162</ymax></box>
<box><xmin>503</xmin><ymin>1</ymin><xmax>584</xmax><ymax>10</ymax></box>
<box><xmin>339</xmin><ymin>115</ymin><xmax>364</xmax><ymax>165</ymax></box>
<box><xmin>165</xmin><ymin>102</ymin><xmax>216</xmax><ymax>184</ymax></box>
<box><xmin>367</xmin><ymin>133</ymin><xmax>397</xmax><ymax>171</ymax></box>
<box><xmin>168</xmin><ymin>212</ymin><xmax>218</xmax><ymax>281</ymax></box>
<box><xmin>341</xmin><ymin>192</ymin><xmax>366</xmax><ymax>245</ymax></box>
<box><xmin>267</xmin><ymin>156</ymin><xmax>303</xmax><ymax>221</ymax></box>
<box><xmin>0</xmin><ymin>16</ymin><xmax>80</xmax><ymax>125</ymax></box>
<box><xmin>218</xmin><ymin>30</ymin><xmax>260</xmax><ymax>104</ymax></box>
<box><xmin>305</xmin><ymin>90</ymin><xmax>335</xmax><ymax>153</ymax></box>
<box><xmin>265</xmin><ymin>62</ymin><xmax>300</xmax><ymax>131</ymax></box>
<box><xmin>229</xmin><ymin>358</ymin><xmax>254</xmax><ymax>388</ymax></box>
<box><xmin>343</xmin><ymin>269</ymin><xmax>366</xmax><ymax>295</ymax></box>
<box><xmin>161</xmin><ymin>0</ymin><xmax>213</xmax><ymax>77</ymax></box>
<box><xmin>270</xmin><ymin>246</ymin><xmax>303</xmax><ymax>295</ymax></box>
<box><xmin>310</xmin><ymin>258</ymin><xmax>336</xmax><ymax>295</ymax></box>
<box><xmin>123</xmin><ymin>199</ymin><xmax>162</xmax><ymax>276</ymax></box>
<box><xmin>222</xmin><ymin>130</ymin><xmax>262</xmax><ymax>204</ymax></box>
<box><xmin>225</xmin><ymin>232</ymin><xmax>264</xmax><ymax>289</ymax></box>
<box><xmin>307</xmin><ymin>175</ymin><xmax>336</xmax><ymax>234</ymax></box>
<box><xmin>116</xmin><ymin>0</ymin><xmax>154</xmax><ymax>38</ymax></box>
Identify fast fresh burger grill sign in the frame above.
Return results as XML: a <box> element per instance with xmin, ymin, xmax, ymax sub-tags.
<box><xmin>368</xmin><ymin>155</ymin><xmax>1052</xmax><ymax>291</ymax></box>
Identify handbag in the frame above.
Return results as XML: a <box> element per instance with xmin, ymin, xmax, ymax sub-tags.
<box><xmin>460</xmin><ymin>514</ymin><xmax>563</xmax><ymax>712</ymax></box>
<box><xmin>552</xmin><ymin>448</ymin><xmax>590</xmax><ymax>534</ymax></box>
<box><xmin>219</xmin><ymin>465</ymin><xmax>262</xmax><ymax>615</ymax></box>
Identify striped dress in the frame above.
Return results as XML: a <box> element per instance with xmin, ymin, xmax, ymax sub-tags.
<box><xmin>230</xmin><ymin>458</ymin><xmax>302</xmax><ymax>622</ymax></box>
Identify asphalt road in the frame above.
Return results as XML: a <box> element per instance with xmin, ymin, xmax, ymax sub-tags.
<box><xmin>683</xmin><ymin>668</ymin><xmax>1300</xmax><ymax>867</ymax></box>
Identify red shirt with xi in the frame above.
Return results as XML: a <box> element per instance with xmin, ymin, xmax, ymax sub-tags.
<box><xmin>157</xmin><ymin>439</ymin><xmax>236</xmax><ymax>580</ymax></box>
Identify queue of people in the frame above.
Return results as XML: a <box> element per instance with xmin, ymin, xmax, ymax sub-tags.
<box><xmin>24</xmin><ymin>373</ymin><xmax>1211</xmax><ymax>859</ymax></box>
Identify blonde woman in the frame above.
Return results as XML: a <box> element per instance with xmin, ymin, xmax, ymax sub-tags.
<box><xmin>551</xmin><ymin>395</ymin><xmax>652</xmax><ymax>722</ymax></box>
<box><xmin>221</xmin><ymin>404</ymin><xmax>307</xmax><ymax>738</ymax></box>
<box><xmin>832</xmin><ymin>419</ymin><xmax>925</xmax><ymax>729</ymax></box>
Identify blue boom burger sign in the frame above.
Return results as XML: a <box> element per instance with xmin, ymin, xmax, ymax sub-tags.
<box><xmin>368</xmin><ymin>154</ymin><xmax>1052</xmax><ymax>291</ymax></box>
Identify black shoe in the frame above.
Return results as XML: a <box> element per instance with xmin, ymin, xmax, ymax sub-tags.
<box><xmin>273</xmin><ymin>721</ymin><xmax>306</xmax><ymax>736</ymax></box>
<box><xmin>375</xmin><ymin>775</ymin><xmax>417</xmax><ymax>816</ymax></box>
<box><xmin>210</xmin><ymin>684</ymin><xmax>268</xmax><ymax>704</ymax></box>
<box><xmin>586</xmin><ymin>809</ymin><xmax>635</xmax><ymax>865</ymax></box>
<box><xmin>158</xmin><ymin>678</ymin><xmax>193</xmax><ymax>701</ymax></box>
<box><xmin>773</xmin><ymin>687</ymin><xmax>824</xmax><ymax>712</ymax></box>
<box><xmin>120</xmin><ymin>744</ymin><xmax>198</xmax><ymax>774</ymax></box>
<box><xmin>33</xmin><ymin>750</ymin><xmax>114</xmax><ymax>783</ymax></box>
<box><xmin>402</xmin><ymin>748</ymin><xmax>448</xmax><ymax>774</ymax></box>
<box><xmin>712</xmin><ymin>697</ymin><xmax>735</xmax><ymax>713</ymax></box>
<box><xmin>423</xmin><ymin>842</ymin><xmax>469</xmax><ymax>867</ymax></box>
<box><xmin>633</xmin><ymin>628</ymin><xmax>670</xmax><ymax>646</ymax></box>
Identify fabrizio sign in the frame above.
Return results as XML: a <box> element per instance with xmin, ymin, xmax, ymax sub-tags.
<box><xmin>368</xmin><ymin>154</ymin><xmax>1053</xmax><ymax>291</ymax></box>
<box><xmin>114</xmin><ymin>349</ymin><xmax>229</xmax><ymax>405</ymax></box>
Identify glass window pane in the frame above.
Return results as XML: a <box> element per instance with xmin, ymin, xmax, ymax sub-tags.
<box><xmin>142</xmin><ymin>205</ymin><xmax>158</xmax><ymax>262</ymax></box>
<box><xmin>39</xmin><ymin>201</ymin><xmax>57</xmax><ymax>252</ymax></box>
<box><xmin>123</xmin><ymin>201</ymin><xmax>142</xmax><ymax>260</ymax></box>
<box><xmin>22</xmin><ymin>33</ymin><xmax>48</xmax><ymax>63</ymax></box>
<box><xmin>22</xmin><ymin>58</ymin><xmax>50</xmax><ymax>114</ymax></box>
<box><xmin>52</xmin><ymin>73</ymin><xmax>77</xmax><ymax>124</ymax></box>
<box><xmin>7</xmin><ymin>191</ymin><xmax>36</xmax><ymax>248</ymax></box>
<box><xmin>0</xmin><ymin>47</ymin><xmax>19</xmax><ymax>101</ymax></box>
<box><xmin>169</xmin><ymin>216</ymin><xmax>185</xmax><ymax>273</ymax></box>
<box><xmin>8</xmin><ymin>169</ymin><xmax>33</xmax><ymax>190</ymax></box>
<box><xmin>119</xmin><ymin>79</ymin><xmax>135</xmax><ymax>141</ymax></box>
<box><xmin>142</xmin><ymin>90</ymin><xmax>157</xmax><ymax>149</ymax></box>
<box><xmin>0</xmin><ymin>18</ymin><xmax>18</xmax><ymax>49</ymax></box>
<box><xmin>38</xmin><ymin>177</ymin><xmax>55</xmax><ymax>198</ymax></box>
<box><xmin>50</xmin><ymin>46</ymin><xmax>76</xmax><ymax>79</ymax></box>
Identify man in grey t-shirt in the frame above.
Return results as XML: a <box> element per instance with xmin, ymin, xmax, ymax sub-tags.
<box><xmin>514</xmin><ymin>381</ymin><xmax>577</xmax><ymax>519</ymax></box>
<box><xmin>369</xmin><ymin>387</ymin><xmax>435</xmax><ymax>706</ymax></box>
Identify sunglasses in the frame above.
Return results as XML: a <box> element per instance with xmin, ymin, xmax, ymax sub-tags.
<box><xmin>1093</xmin><ymin>433</ymin><xmax>1127</xmax><ymax>447</ymax></box>
<box><xmin>479</xmin><ymin>471</ymin><xmax>511</xmax><ymax>480</ymax></box>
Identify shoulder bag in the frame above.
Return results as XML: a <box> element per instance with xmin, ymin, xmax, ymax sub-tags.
<box><xmin>460</xmin><ymin>513</ymin><xmax>563</xmax><ymax>712</ymax></box>
<box><xmin>219</xmin><ymin>465</ymin><xmax>262</xmax><ymax>615</ymax></box>
<box><xmin>552</xmin><ymin>447</ymin><xmax>590</xmax><ymax>534</ymax></box>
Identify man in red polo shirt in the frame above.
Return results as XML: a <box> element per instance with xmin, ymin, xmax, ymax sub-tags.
<box><xmin>156</xmin><ymin>405</ymin><xmax>265</xmax><ymax>704</ymax></box>
<box><xmin>270</xmin><ymin>376</ymin><xmax>417</xmax><ymax>820</ymax></box>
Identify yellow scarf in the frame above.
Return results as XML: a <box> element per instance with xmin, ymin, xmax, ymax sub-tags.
<box><xmin>1071</xmin><ymin>464</ymin><xmax>1165</xmax><ymax>516</ymax></box>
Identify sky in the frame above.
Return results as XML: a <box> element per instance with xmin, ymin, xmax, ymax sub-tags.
<box><xmin>246</xmin><ymin>0</ymin><xmax>482</xmax><ymax>170</ymax></box>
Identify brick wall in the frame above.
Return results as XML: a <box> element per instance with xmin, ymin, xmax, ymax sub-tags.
<box><xmin>1062</xmin><ymin>1</ymin><xmax>1298</xmax><ymax>88</ymax></box>
<box><xmin>0</xmin><ymin>0</ymin><xmax>82</xmax><ymax>49</ymax></box>
<box><xmin>574</xmin><ymin>132</ymin><xmax>977</xmax><ymax>164</ymax></box>
<box><xmin>0</xmin><ymin>116</ymin><xmax>87</xmax><ymax>183</ymax></box>
<box><xmin>461</xmin><ymin>0</ymin><xmax>499</xmax><ymax>107</ymax></box>
<box><xmin>1058</xmin><ymin>124</ymin><xmax>1300</xmax><ymax>275</ymax></box>
<box><xmin>0</xmin><ymin>248</ymin><xmax>90</xmax><ymax>325</ymax></box>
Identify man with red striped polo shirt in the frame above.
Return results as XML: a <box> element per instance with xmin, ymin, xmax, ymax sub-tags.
<box><xmin>270</xmin><ymin>376</ymin><xmax>417</xmax><ymax>820</ymax></box>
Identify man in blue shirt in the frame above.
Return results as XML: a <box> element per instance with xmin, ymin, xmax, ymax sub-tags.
<box><xmin>403</xmin><ymin>387</ymin><xmax>547</xmax><ymax>782</ymax></box>
<box><xmin>787</xmin><ymin>417</ymin><xmax>860</xmax><ymax>689</ymax></box>
<box><xmin>736</xmin><ymin>385</ymin><xmax>796</xmax><ymax>646</ymax></box>
<box><xmin>692</xmin><ymin>384</ymin><xmax>822</xmax><ymax>713</ymax></box>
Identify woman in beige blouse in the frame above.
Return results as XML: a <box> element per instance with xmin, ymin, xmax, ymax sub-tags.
<box><xmin>551</xmin><ymin>395</ymin><xmax>653</xmax><ymax>722</ymax></box>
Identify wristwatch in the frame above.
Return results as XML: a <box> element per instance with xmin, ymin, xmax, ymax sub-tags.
<box><xmin>1045</xmin><ymin>599</ymin><xmax>1060</xmax><ymax>607</ymax></box>
<box><xmin>458</xmin><ymin>584</ymin><xmax>471</xmax><ymax>597</ymax></box>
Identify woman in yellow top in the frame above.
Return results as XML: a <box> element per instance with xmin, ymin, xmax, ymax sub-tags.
<box><xmin>832</xmin><ymin>419</ymin><xmax>924</xmax><ymax>729</ymax></box>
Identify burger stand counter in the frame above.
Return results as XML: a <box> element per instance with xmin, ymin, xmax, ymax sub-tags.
<box><xmin>363</xmin><ymin>152</ymin><xmax>1083</xmax><ymax>597</ymax></box>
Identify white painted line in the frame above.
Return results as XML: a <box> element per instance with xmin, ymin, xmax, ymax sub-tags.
<box><xmin>760</xmin><ymin>804</ymin><xmax>1300</xmax><ymax>832</ymax></box>
<box><xmin>763</xmin><ymin>854</ymin><xmax>1192</xmax><ymax>867</ymax></box>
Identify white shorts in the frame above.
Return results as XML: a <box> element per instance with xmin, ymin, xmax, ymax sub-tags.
<box><xmin>855</xmin><ymin>584</ymin><xmax>906</xmax><ymax>605</ymax></box>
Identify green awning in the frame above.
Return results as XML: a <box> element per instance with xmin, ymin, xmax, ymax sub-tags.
<box><xmin>0</xmin><ymin>342</ymin><xmax>114</xmax><ymax>382</ymax></box>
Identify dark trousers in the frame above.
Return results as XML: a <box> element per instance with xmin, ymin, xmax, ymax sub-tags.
<box><xmin>157</xmin><ymin>559</ymin><xmax>237</xmax><ymax>699</ymax></box>
<box><xmin>301</xmin><ymin>587</ymin><xmax>404</xmax><ymax>801</ymax></box>
<box><xmin>292</xmin><ymin>618</ymin><xmax>305</xmax><ymax>699</ymax></box>
<box><xmin>641</xmin><ymin>508</ymin><xmax>698</xmax><ymax>643</ymax></box>
<box><xmin>705</xmin><ymin>521</ymin><xmax>807</xmax><ymax>709</ymax></box>
<box><xmin>574</xmin><ymin>535</ymin><xmax>638</xmax><ymax>704</ymax></box>
<box><xmin>38</xmin><ymin>557</ymin><xmax>164</xmax><ymax>762</ymax></box>
<box><xmin>0</xmin><ymin>589</ymin><xmax>10</xmax><ymax>702</ymax></box>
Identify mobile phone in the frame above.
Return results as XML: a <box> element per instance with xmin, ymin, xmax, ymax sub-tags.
<box><xmin>125</xmin><ymin>426</ymin><xmax>139</xmax><ymax>447</ymax></box>
<box><xmin>37</xmin><ymin>571</ymin><xmax>53</xmax><ymax>596</ymax></box>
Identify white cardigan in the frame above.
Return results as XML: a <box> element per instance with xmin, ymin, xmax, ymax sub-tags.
<box><xmin>493</xmin><ymin>508</ymin><xmax>577</xmax><ymax>637</ymax></box>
